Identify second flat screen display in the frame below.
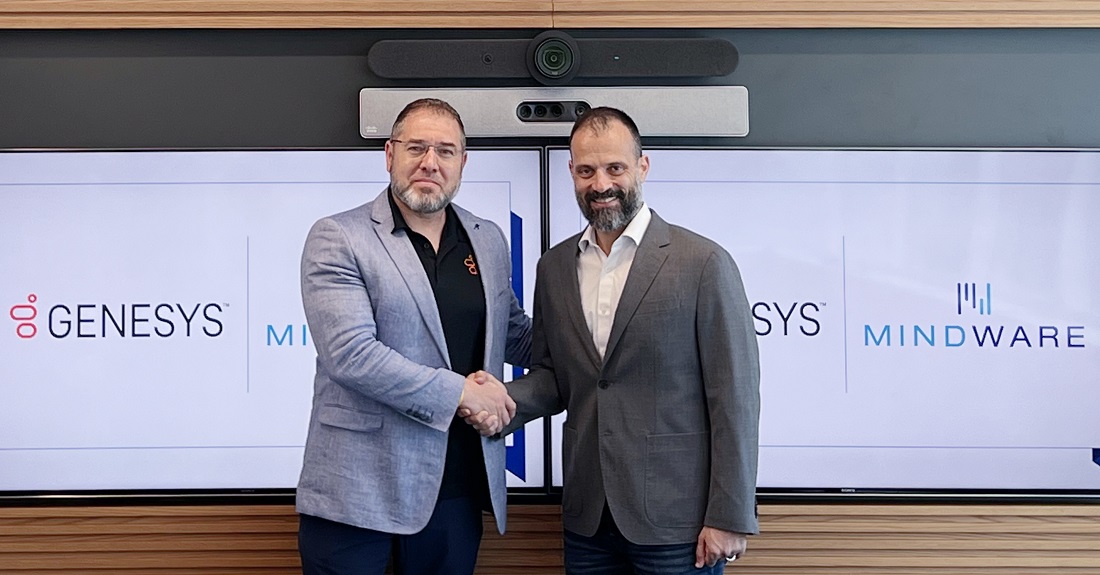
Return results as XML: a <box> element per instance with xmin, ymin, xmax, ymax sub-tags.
<box><xmin>547</xmin><ymin>148</ymin><xmax>1100</xmax><ymax>494</ymax></box>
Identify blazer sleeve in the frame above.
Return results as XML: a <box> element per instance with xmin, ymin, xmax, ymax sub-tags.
<box><xmin>301</xmin><ymin>217</ymin><xmax>464</xmax><ymax>433</ymax></box>
<box><xmin>697</xmin><ymin>249</ymin><xmax>761</xmax><ymax>534</ymax></box>
<box><xmin>504</xmin><ymin>292</ymin><xmax>533</xmax><ymax>370</ymax></box>
<box><xmin>503</xmin><ymin>259</ymin><xmax>566</xmax><ymax>435</ymax></box>
<box><xmin>490</xmin><ymin>222</ymin><xmax>533</xmax><ymax>370</ymax></box>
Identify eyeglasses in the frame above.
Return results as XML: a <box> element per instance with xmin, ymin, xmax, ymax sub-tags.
<box><xmin>390</xmin><ymin>139</ymin><xmax>463</xmax><ymax>161</ymax></box>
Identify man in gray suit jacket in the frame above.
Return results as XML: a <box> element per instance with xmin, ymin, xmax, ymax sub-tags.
<box><xmin>469</xmin><ymin>107</ymin><xmax>760</xmax><ymax>574</ymax></box>
<box><xmin>297</xmin><ymin>98</ymin><xmax>531</xmax><ymax>575</ymax></box>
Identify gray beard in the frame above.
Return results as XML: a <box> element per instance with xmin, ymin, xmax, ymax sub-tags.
<box><xmin>392</xmin><ymin>182</ymin><xmax>457</xmax><ymax>214</ymax></box>
<box><xmin>578</xmin><ymin>187</ymin><xmax>642</xmax><ymax>232</ymax></box>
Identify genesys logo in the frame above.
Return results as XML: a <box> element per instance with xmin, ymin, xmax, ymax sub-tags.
<box><xmin>752</xmin><ymin>301</ymin><xmax>824</xmax><ymax>337</ymax></box>
<box><xmin>9</xmin><ymin>293</ymin><xmax>226</xmax><ymax>340</ymax></box>
<box><xmin>864</xmin><ymin>282</ymin><xmax>1086</xmax><ymax>348</ymax></box>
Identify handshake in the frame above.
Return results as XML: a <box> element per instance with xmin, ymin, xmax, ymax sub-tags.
<box><xmin>457</xmin><ymin>371</ymin><xmax>514</xmax><ymax>437</ymax></box>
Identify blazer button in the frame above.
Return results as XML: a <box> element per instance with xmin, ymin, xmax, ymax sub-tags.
<box><xmin>597</xmin><ymin>379</ymin><xmax>610</xmax><ymax>389</ymax></box>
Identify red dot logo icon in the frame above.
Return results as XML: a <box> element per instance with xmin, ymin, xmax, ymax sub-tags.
<box><xmin>9</xmin><ymin>293</ymin><xmax>38</xmax><ymax>339</ymax></box>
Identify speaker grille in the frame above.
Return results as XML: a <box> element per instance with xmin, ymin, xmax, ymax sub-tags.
<box><xmin>368</xmin><ymin>40</ymin><xmax>530</xmax><ymax>79</ymax></box>
<box><xmin>576</xmin><ymin>38</ymin><xmax>737</xmax><ymax>77</ymax></box>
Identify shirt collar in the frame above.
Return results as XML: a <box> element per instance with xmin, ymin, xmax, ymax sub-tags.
<box><xmin>578</xmin><ymin>202</ymin><xmax>651</xmax><ymax>252</ymax></box>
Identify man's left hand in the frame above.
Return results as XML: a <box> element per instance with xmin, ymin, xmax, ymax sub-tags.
<box><xmin>695</xmin><ymin>526</ymin><xmax>747</xmax><ymax>568</ymax></box>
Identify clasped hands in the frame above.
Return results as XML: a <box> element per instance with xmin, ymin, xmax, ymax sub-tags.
<box><xmin>457</xmin><ymin>371</ymin><xmax>514</xmax><ymax>436</ymax></box>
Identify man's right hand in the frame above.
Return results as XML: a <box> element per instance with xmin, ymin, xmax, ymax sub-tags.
<box><xmin>458</xmin><ymin>371</ymin><xmax>515</xmax><ymax>436</ymax></box>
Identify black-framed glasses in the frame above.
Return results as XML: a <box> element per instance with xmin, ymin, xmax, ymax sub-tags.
<box><xmin>390</xmin><ymin>139</ymin><xmax>463</xmax><ymax>161</ymax></box>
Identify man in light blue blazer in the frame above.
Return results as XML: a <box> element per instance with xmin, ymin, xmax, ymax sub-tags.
<box><xmin>296</xmin><ymin>98</ymin><xmax>531</xmax><ymax>575</ymax></box>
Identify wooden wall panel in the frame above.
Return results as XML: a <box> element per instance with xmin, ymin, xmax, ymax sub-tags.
<box><xmin>0</xmin><ymin>505</ymin><xmax>300</xmax><ymax>573</ymax></box>
<box><xmin>3</xmin><ymin>0</ymin><xmax>1100</xmax><ymax>28</ymax></box>
<box><xmin>739</xmin><ymin>504</ymin><xmax>1100</xmax><ymax>574</ymax></box>
<box><xmin>0</xmin><ymin>1</ymin><xmax>554</xmax><ymax>28</ymax></box>
<box><xmin>552</xmin><ymin>0</ymin><xmax>1100</xmax><ymax>27</ymax></box>
<box><xmin>3</xmin><ymin>503</ymin><xmax>1100</xmax><ymax>573</ymax></box>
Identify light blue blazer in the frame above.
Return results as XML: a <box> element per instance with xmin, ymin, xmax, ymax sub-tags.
<box><xmin>296</xmin><ymin>189</ymin><xmax>531</xmax><ymax>535</ymax></box>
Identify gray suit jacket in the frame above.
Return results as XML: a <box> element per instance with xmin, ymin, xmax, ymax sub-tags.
<box><xmin>296</xmin><ymin>189</ymin><xmax>531</xmax><ymax>535</ymax></box>
<box><xmin>507</xmin><ymin>211</ymin><xmax>760</xmax><ymax>544</ymax></box>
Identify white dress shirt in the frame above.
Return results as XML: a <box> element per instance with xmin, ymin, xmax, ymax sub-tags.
<box><xmin>577</xmin><ymin>203</ymin><xmax>652</xmax><ymax>360</ymax></box>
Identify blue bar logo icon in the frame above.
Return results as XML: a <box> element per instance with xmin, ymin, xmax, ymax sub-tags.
<box><xmin>957</xmin><ymin>282</ymin><xmax>992</xmax><ymax>316</ymax></box>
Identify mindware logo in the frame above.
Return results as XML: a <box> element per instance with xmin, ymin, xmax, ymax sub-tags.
<box><xmin>9</xmin><ymin>293</ymin><xmax>226</xmax><ymax>340</ymax></box>
<box><xmin>958</xmin><ymin>282</ymin><xmax>991</xmax><ymax>316</ymax></box>
<box><xmin>863</xmin><ymin>282</ymin><xmax>1086</xmax><ymax>348</ymax></box>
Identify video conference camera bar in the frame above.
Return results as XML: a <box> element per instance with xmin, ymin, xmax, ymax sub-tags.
<box><xmin>367</xmin><ymin>31</ymin><xmax>738</xmax><ymax>87</ymax></box>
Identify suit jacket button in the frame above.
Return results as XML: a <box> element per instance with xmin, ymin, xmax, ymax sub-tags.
<box><xmin>597</xmin><ymin>379</ymin><xmax>610</xmax><ymax>389</ymax></box>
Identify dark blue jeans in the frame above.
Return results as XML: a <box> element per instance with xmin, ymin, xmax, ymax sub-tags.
<box><xmin>563</xmin><ymin>508</ymin><xmax>725</xmax><ymax>575</ymax></box>
<box><xmin>298</xmin><ymin>495</ymin><xmax>484</xmax><ymax>575</ymax></box>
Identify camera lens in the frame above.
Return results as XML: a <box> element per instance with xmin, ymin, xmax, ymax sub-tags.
<box><xmin>534</xmin><ymin>39</ymin><xmax>574</xmax><ymax>78</ymax></box>
<box><xmin>534</xmin><ymin>105</ymin><xmax>548</xmax><ymax>118</ymax></box>
<box><xmin>517</xmin><ymin>104</ymin><xmax>532</xmax><ymax>119</ymax></box>
<box><xmin>549</xmin><ymin>104</ymin><xmax>564</xmax><ymax>117</ymax></box>
<box><xmin>574</xmin><ymin>103</ymin><xmax>589</xmax><ymax>117</ymax></box>
<box><xmin>526</xmin><ymin>31</ymin><xmax>579</xmax><ymax>86</ymax></box>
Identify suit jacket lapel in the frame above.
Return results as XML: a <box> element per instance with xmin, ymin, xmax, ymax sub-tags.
<box><xmin>603</xmin><ymin>213</ymin><xmax>671</xmax><ymax>363</ymax></box>
<box><xmin>456</xmin><ymin>207</ymin><xmax>499</xmax><ymax>368</ymax></box>
<box><xmin>369</xmin><ymin>190</ymin><xmax>450</xmax><ymax>364</ymax></box>
<box><xmin>559</xmin><ymin>241</ymin><xmax>603</xmax><ymax>369</ymax></box>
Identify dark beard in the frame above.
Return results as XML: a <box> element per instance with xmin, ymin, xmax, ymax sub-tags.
<box><xmin>578</xmin><ymin>186</ymin><xmax>642</xmax><ymax>232</ymax></box>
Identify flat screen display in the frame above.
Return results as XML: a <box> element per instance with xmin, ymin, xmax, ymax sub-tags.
<box><xmin>0</xmin><ymin>149</ymin><xmax>545</xmax><ymax>493</ymax></box>
<box><xmin>548</xmin><ymin>148</ymin><xmax>1100</xmax><ymax>494</ymax></box>
<box><xmin>6</xmin><ymin>147</ymin><xmax>1096</xmax><ymax>498</ymax></box>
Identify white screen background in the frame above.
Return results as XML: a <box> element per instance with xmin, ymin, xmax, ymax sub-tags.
<box><xmin>548</xmin><ymin>149</ymin><xmax>1100</xmax><ymax>491</ymax></box>
<box><xmin>0</xmin><ymin>149</ymin><xmax>544</xmax><ymax>491</ymax></box>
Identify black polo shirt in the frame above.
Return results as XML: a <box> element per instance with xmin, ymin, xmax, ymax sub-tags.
<box><xmin>389</xmin><ymin>191</ymin><xmax>489</xmax><ymax>503</ymax></box>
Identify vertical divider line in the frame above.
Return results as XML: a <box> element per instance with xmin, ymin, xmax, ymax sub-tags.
<box><xmin>246</xmin><ymin>236</ymin><xmax>250</xmax><ymax>393</ymax></box>
<box><xmin>843</xmin><ymin>235</ymin><xmax>849</xmax><ymax>393</ymax></box>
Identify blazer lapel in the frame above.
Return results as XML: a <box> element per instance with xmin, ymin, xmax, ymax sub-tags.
<box><xmin>560</xmin><ymin>236</ymin><xmax>602</xmax><ymax>369</ymax></box>
<box><xmin>369</xmin><ymin>190</ymin><xmax>450</xmax><ymax>365</ymax></box>
<box><xmin>603</xmin><ymin>213</ymin><xmax>671</xmax><ymax>362</ymax></box>
<box><xmin>456</xmin><ymin>208</ymin><xmax>499</xmax><ymax>367</ymax></box>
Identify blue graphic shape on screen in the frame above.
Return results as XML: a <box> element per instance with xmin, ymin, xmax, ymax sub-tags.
<box><xmin>506</xmin><ymin>211</ymin><xmax>526</xmax><ymax>481</ymax></box>
<box><xmin>1093</xmin><ymin>449</ymin><xmax>1100</xmax><ymax>468</ymax></box>
<box><xmin>957</xmin><ymin>282</ymin><xmax>992</xmax><ymax>316</ymax></box>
